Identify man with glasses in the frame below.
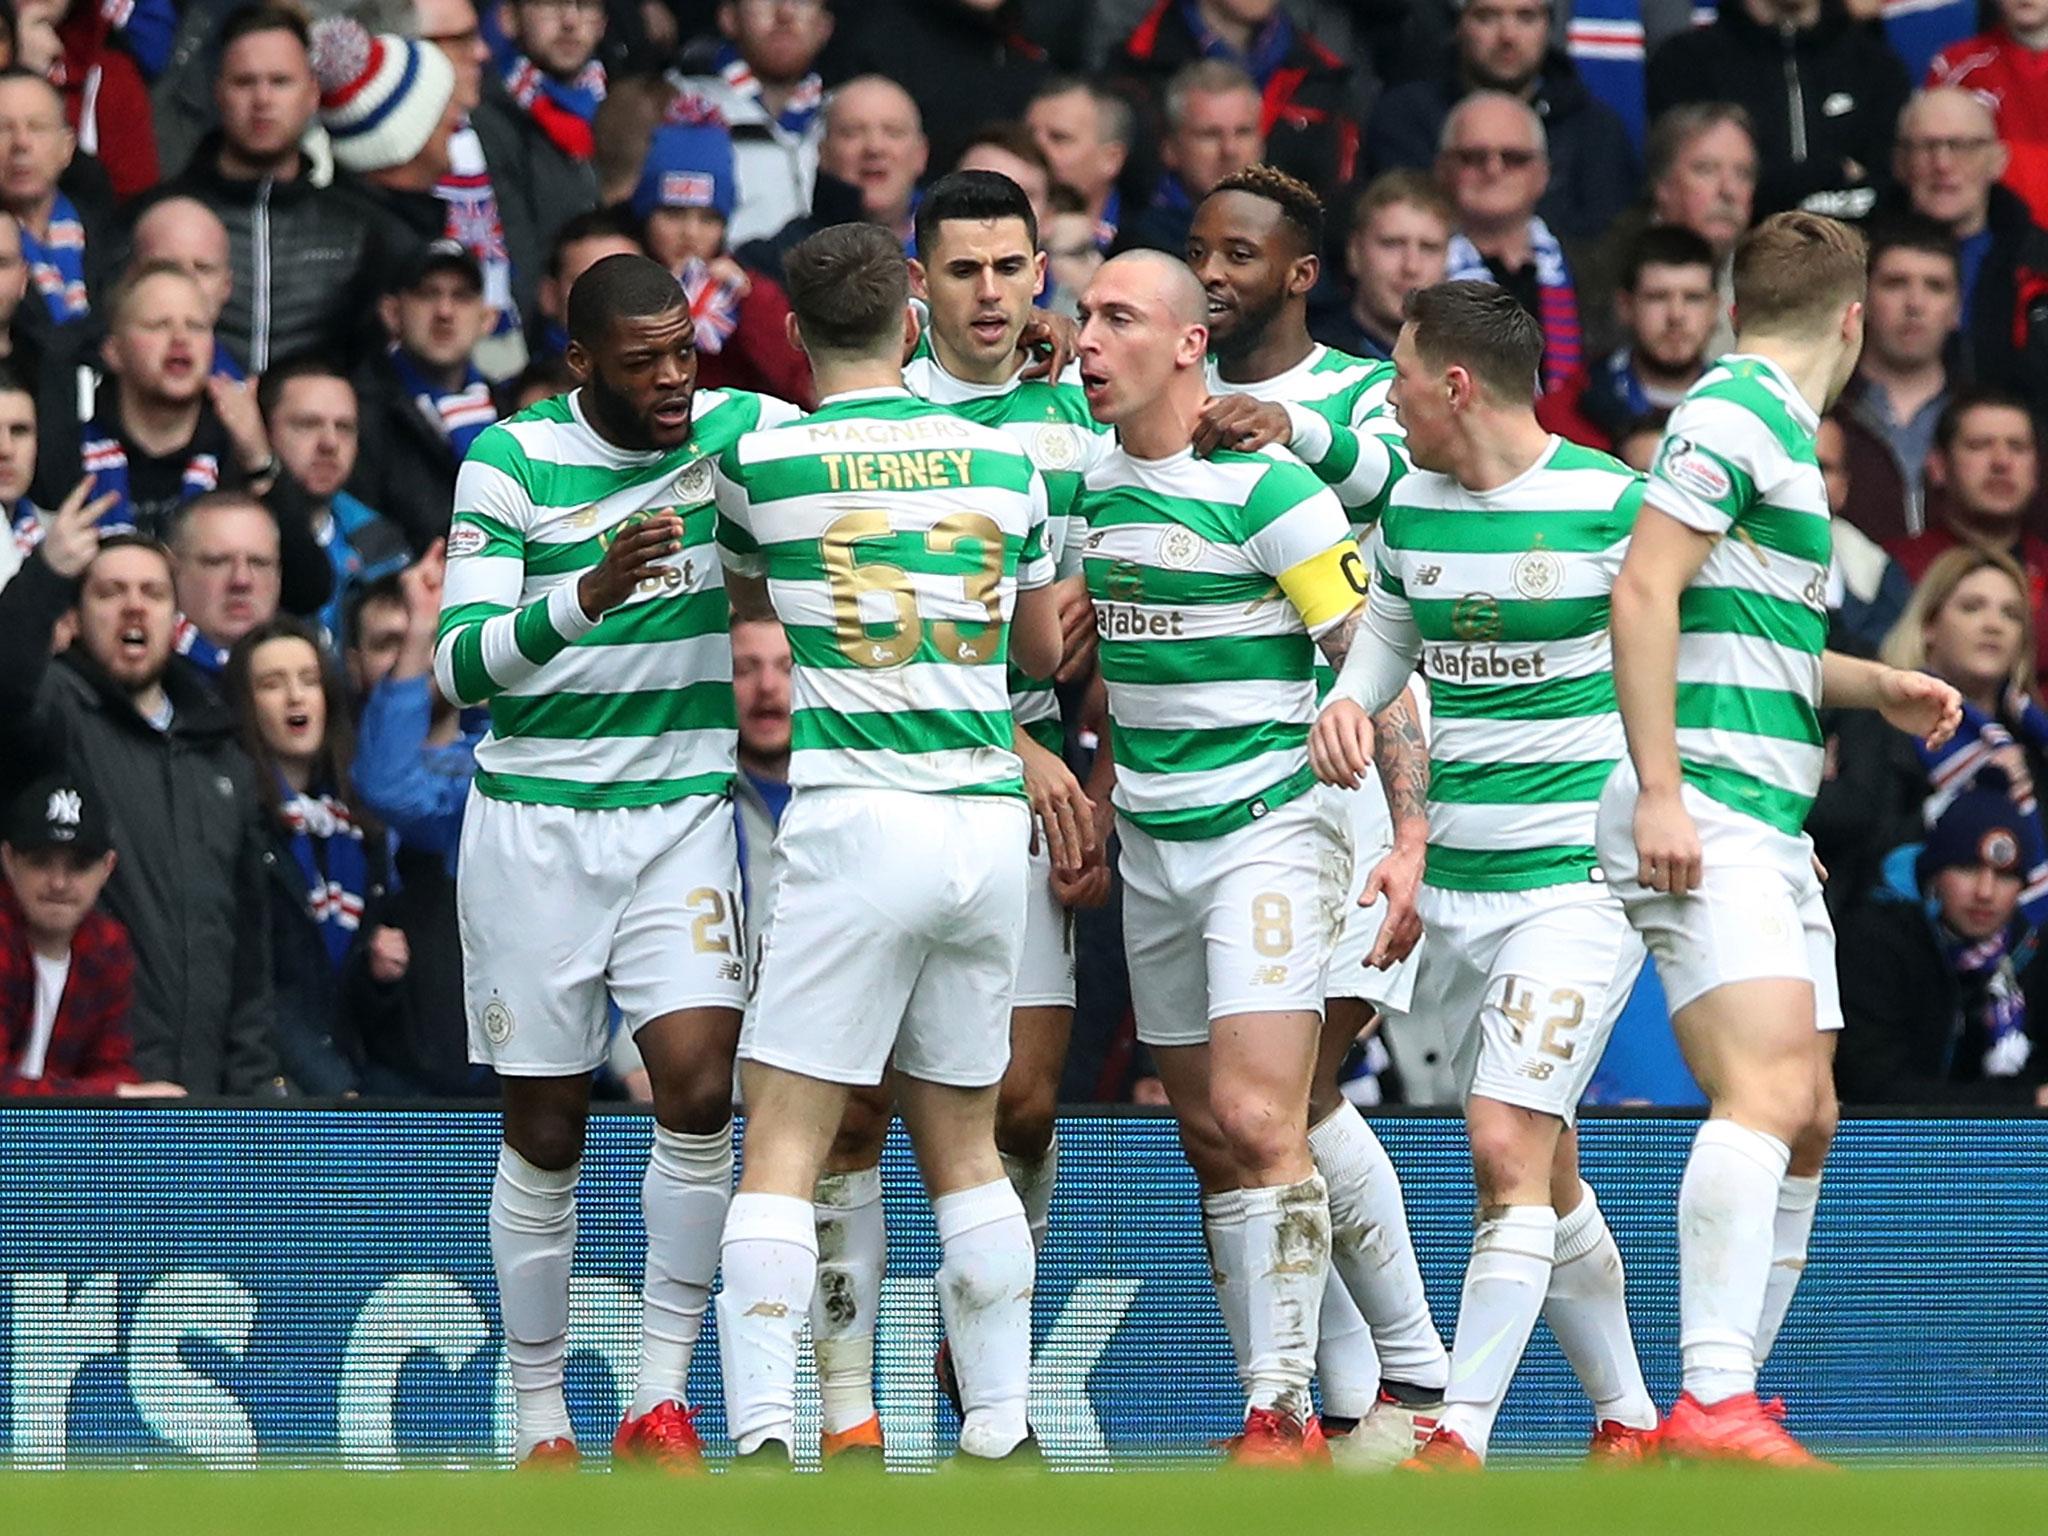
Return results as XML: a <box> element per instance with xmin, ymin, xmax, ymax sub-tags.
<box><xmin>1895</xmin><ymin>87</ymin><xmax>2048</xmax><ymax>405</ymax></box>
<box><xmin>1367</xmin><ymin>0</ymin><xmax>1637</xmax><ymax>242</ymax></box>
<box><xmin>1928</xmin><ymin>0</ymin><xmax>2048</xmax><ymax>229</ymax></box>
<box><xmin>670</xmin><ymin>0</ymin><xmax>834</xmax><ymax>251</ymax></box>
<box><xmin>1436</xmin><ymin>92</ymin><xmax>1582</xmax><ymax>396</ymax></box>
<box><xmin>476</xmin><ymin>0</ymin><xmax>604</xmax><ymax>268</ymax></box>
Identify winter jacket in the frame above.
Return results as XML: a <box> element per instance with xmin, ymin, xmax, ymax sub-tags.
<box><xmin>153</xmin><ymin>133</ymin><xmax>385</xmax><ymax>374</ymax></box>
<box><xmin>841</xmin><ymin>0</ymin><xmax>1053</xmax><ymax>180</ymax></box>
<box><xmin>1115</xmin><ymin>0</ymin><xmax>1365</xmax><ymax>197</ymax></box>
<box><xmin>667</xmin><ymin>55</ymin><xmax>826</xmax><ymax>253</ymax></box>
<box><xmin>1957</xmin><ymin>183</ymin><xmax>2048</xmax><ymax>406</ymax></box>
<box><xmin>316</xmin><ymin>492</ymin><xmax>411</xmax><ymax>645</ymax></box>
<box><xmin>0</xmin><ymin>555</ymin><xmax>279</xmax><ymax>1095</ymax></box>
<box><xmin>471</xmin><ymin>81</ymin><xmax>599</xmax><ymax>287</ymax></box>
<box><xmin>348</xmin><ymin>355</ymin><xmax>466</xmax><ymax>552</ymax></box>
<box><xmin>1365</xmin><ymin>54</ymin><xmax>1640</xmax><ymax>242</ymax></box>
<box><xmin>1835</xmin><ymin>849</ymin><xmax>2048</xmax><ymax>1106</ymax></box>
<box><xmin>1647</xmin><ymin>0</ymin><xmax>1910</xmax><ymax>220</ymax></box>
<box><xmin>0</xmin><ymin>884</ymin><xmax>138</xmax><ymax>1096</ymax></box>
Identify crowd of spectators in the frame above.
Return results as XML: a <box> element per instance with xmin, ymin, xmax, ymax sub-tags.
<box><xmin>0</xmin><ymin>0</ymin><xmax>2045</xmax><ymax>1109</ymax></box>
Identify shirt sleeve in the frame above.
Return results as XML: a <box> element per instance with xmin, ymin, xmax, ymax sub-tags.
<box><xmin>1327</xmin><ymin>536</ymin><xmax>1423</xmax><ymax>715</ymax></box>
<box><xmin>1240</xmin><ymin>456</ymin><xmax>1364</xmax><ymax>635</ymax></box>
<box><xmin>1015</xmin><ymin>465</ymin><xmax>1055</xmax><ymax>591</ymax></box>
<box><xmin>432</xmin><ymin>430</ymin><xmax>598</xmax><ymax>709</ymax></box>
<box><xmin>712</xmin><ymin>449</ymin><xmax>765</xmax><ymax>578</ymax></box>
<box><xmin>1644</xmin><ymin>396</ymin><xmax>1756</xmax><ymax>535</ymax></box>
<box><xmin>1279</xmin><ymin>373</ymin><xmax>1412</xmax><ymax>528</ymax></box>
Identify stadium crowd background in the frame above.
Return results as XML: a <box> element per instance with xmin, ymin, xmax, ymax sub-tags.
<box><xmin>0</xmin><ymin>0</ymin><xmax>2044</xmax><ymax>1113</ymax></box>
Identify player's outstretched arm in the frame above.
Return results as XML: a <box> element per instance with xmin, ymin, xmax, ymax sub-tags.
<box><xmin>1820</xmin><ymin>650</ymin><xmax>1964</xmax><ymax>749</ymax></box>
<box><xmin>1611</xmin><ymin>504</ymin><xmax>1717</xmax><ymax>895</ymax></box>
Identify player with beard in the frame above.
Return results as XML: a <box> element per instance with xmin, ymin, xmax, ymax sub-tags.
<box><xmin>435</xmin><ymin>253</ymin><xmax>797</xmax><ymax>1470</ymax></box>
<box><xmin>1185</xmin><ymin>164</ymin><xmax>1450</xmax><ymax>1466</ymax></box>
<box><xmin>802</xmin><ymin>170</ymin><xmax>1112</xmax><ymax>1461</ymax></box>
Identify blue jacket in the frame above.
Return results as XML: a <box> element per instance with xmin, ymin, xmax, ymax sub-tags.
<box><xmin>352</xmin><ymin>675</ymin><xmax>484</xmax><ymax>874</ymax></box>
<box><xmin>318</xmin><ymin>491</ymin><xmax>411</xmax><ymax>644</ymax></box>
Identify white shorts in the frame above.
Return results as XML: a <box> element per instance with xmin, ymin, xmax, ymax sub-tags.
<box><xmin>1120</xmin><ymin>792</ymin><xmax>1350</xmax><ymax>1048</ymax></box>
<box><xmin>1596</xmin><ymin>762</ymin><xmax>1843</xmax><ymax>1030</ymax></box>
<box><xmin>458</xmin><ymin>790</ymin><xmax>746</xmax><ymax>1076</ymax></box>
<box><xmin>1015</xmin><ymin>837</ymin><xmax>1077</xmax><ymax>1009</ymax></box>
<box><xmin>1326</xmin><ymin>783</ymin><xmax>1424</xmax><ymax>1011</ymax></box>
<box><xmin>743</xmin><ymin>788</ymin><xmax>1029</xmax><ymax>1088</ymax></box>
<box><xmin>1407</xmin><ymin>879</ymin><xmax>1646</xmax><ymax>1123</ymax></box>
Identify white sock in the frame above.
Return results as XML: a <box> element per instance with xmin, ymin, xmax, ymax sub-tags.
<box><xmin>934</xmin><ymin>1179</ymin><xmax>1034</xmax><ymax>1459</ymax></box>
<box><xmin>1241</xmin><ymin>1175</ymin><xmax>1330</xmax><ymax>1424</ymax></box>
<box><xmin>1542</xmin><ymin>1183</ymin><xmax>1656</xmax><ymax>1431</ymax></box>
<box><xmin>1316</xmin><ymin>1274</ymin><xmax>1379</xmax><ymax>1422</ymax></box>
<box><xmin>1754</xmin><ymin>1173</ymin><xmax>1822</xmax><ymax>1370</ymax></box>
<box><xmin>1678</xmin><ymin>1119</ymin><xmax>1790</xmax><ymax>1405</ymax></box>
<box><xmin>811</xmin><ymin>1166</ymin><xmax>887</xmax><ymax>1435</ymax></box>
<box><xmin>631</xmin><ymin>1124</ymin><xmax>731</xmax><ymax>1417</ymax></box>
<box><xmin>490</xmin><ymin>1145</ymin><xmax>578</xmax><ymax>1457</ymax></box>
<box><xmin>1201</xmin><ymin>1189</ymin><xmax>1251</xmax><ymax>1387</ymax></box>
<box><xmin>1436</xmin><ymin>1205</ymin><xmax>1557</xmax><ymax>1459</ymax></box>
<box><xmin>1000</xmin><ymin>1134</ymin><xmax>1058</xmax><ymax>1253</ymax></box>
<box><xmin>715</xmin><ymin>1192</ymin><xmax>816</xmax><ymax>1455</ymax></box>
<box><xmin>1309</xmin><ymin>1103</ymin><xmax>1448</xmax><ymax>1393</ymax></box>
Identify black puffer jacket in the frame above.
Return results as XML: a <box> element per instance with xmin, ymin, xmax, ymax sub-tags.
<box><xmin>1960</xmin><ymin>184</ymin><xmax>2048</xmax><ymax>407</ymax></box>
<box><xmin>152</xmin><ymin>134</ymin><xmax>386</xmax><ymax>374</ymax></box>
<box><xmin>0</xmin><ymin>555</ymin><xmax>279</xmax><ymax>1095</ymax></box>
<box><xmin>1647</xmin><ymin>0</ymin><xmax>1910</xmax><ymax>220</ymax></box>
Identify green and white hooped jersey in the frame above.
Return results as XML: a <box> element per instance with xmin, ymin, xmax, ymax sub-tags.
<box><xmin>1082</xmin><ymin>443</ymin><xmax>1364</xmax><ymax>842</ymax></box>
<box><xmin>436</xmin><ymin>387</ymin><xmax>797</xmax><ymax>810</ymax></box>
<box><xmin>714</xmin><ymin>387</ymin><xmax>1053</xmax><ymax>799</ymax></box>
<box><xmin>902</xmin><ymin>354</ymin><xmax>1113</xmax><ymax>752</ymax></box>
<box><xmin>1204</xmin><ymin>345</ymin><xmax>1411</xmax><ymax>531</ymax></box>
<box><xmin>1374</xmin><ymin>437</ymin><xmax>1642</xmax><ymax>892</ymax></box>
<box><xmin>1645</xmin><ymin>356</ymin><xmax>1831</xmax><ymax>837</ymax></box>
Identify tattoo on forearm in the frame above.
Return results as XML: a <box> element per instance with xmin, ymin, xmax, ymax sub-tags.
<box><xmin>1372</xmin><ymin>691</ymin><xmax>1429</xmax><ymax>826</ymax></box>
<box><xmin>1317</xmin><ymin>606</ymin><xmax>1362</xmax><ymax>670</ymax></box>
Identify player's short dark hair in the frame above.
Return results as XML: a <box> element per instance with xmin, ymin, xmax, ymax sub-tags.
<box><xmin>218</xmin><ymin>3</ymin><xmax>310</xmax><ymax>56</ymax></box>
<box><xmin>1402</xmin><ymin>280</ymin><xmax>1543</xmax><ymax>403</ymax></box>
<box><xmin>344</xmin><ymin>570</ymin><xmax>407</xmax><ymax>651</ymax></box>
<box><xmin>1207</xmin><ymin>164</ymin><xmax>1324</xmax><ymax>258</ymax></box>
<box><xmin>783</xmin><ymin>223</ymin><xmax>909</xmax><ymax>358</ymax></box>
<box><xmin>566</xmin><ymin>253</ymin><xmax>687</xmax><ymax>348</ymax></box>
<box><xmin>1867</xmin><ymin>211</ymin><xmax>1961</xmax><ymax>283</ymax></box>
<box><xmin>1934</xmin><ymin>383</ymin><xmax>2036</xmax><ymax>455</ymax></box>
<box><xmin>256</xmin><ymin>353</ymin><xmax>353</xmax><ymax>423</ymax></box>
<box><xmin>546</xmin><ymin>207</ymin><xmax>643</xmax><ymax>280</ymax></box>
<box><xmin>916</xmin><ymin>169</ymin><xmax>1039</xmax><ymax>260</ymax></box>
<box><xmin>1621</xmin><ymin>225</ymin><xmax>1716</xmax><ymax>291</ymax></box>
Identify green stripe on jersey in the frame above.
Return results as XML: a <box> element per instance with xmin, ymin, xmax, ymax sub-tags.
<box><xmin>1378</xmin><ymin>438</ymin><xmax>1639</xmax><ymax>891</ymax></box>
<box><xmin>472</xmin><ymin>767</ymin><xmax>733</xmax><ymax>809</ymax></box>
<box><xmin>1206</xmin><ymin>346</ymin><xmax>1409</xmax><ymax>527</ymax></box>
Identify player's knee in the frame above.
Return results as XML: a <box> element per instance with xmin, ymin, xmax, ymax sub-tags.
<box><xmin>995</xmin><ymin>1076</ymin><xmax>1057</xmax><ymax>1162</ymax></box>
<box><xmin>1173</xmin><ymin>1111</ymin><xmax>1240</xmax><ymax>1192</ymax></box>
<box><xmin>503</xmin><ymin>1112</ymin><xmax>587</xmax><ymax>1174</ymax></box>
<box><xmin>651</xmin><ymin>1074</ymin><xmax>736</xmax><ymax>1138</ymax></box>
<box><xmin>1793</xmin><ymin>1076</ymin><xmax>1839</xmax><ymax>1168</ymax></box>
<box><xmin>1465</xmin><ymin>1115</ymin><xmax>1548</xmax><ymax>1206</ymax></box>
<box><xmin>1209</xmin><ymin>1088</ymin><xmax>1299</xmax><ymax>1178</ymax></box>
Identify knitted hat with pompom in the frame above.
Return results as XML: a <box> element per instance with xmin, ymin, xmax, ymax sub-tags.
<box><xmin>308</xmin><ymin>14</ymin><xmax>455</xmax><ymax>176</ymax></box>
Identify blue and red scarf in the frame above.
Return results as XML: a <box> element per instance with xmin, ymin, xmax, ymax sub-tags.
<box><xmin>1447</xmin><ymin>217</ymin><xmax>1581</xmax><ymax>396</ymax></box>
<box><xmin>1934</xmin><ymin>920</ymin><xmax>2035</xmax><ymax>1080</ymax></box>
<box><xmin>497</xmin><ymin>39</ymin><xmax>605</xmax><ymax>161</ymax></box>
<box><xmin>279</xmin><ymin>783</ymin><xmax>369</xmax><ymax>973</ymax></box>
<box><xmin>22</xmin><ymin>192</ymin><xmax>89</xmax><ymax>324</ymax></box>
<box><xmin>388</xmin><ymin>347</ymin><xmax>496</xmax><ymax>460</ymax></box>
<box><xmin>79</xmin><ymin>428</ymin><xmax>220</xmax><ymax>535</ymax></box>
<box><xmin>672</xmin><ymin>44</ymin><xmax>824</xmax><ymax>138</ymax></box>
<box><xmin>437</xmin><ymin>120</ymin><xmax>519</xmax><ymax>331</ymax></box>
<box><xmin>171</xmin><ymin>616</ymin><xmax>229</xmax><ymax>675</ymax></box>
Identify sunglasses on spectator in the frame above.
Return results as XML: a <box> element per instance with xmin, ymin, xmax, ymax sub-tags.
<box><xmin>1445</xmin><ymin>145</ymin><xmax>1541</xmax><ymax>172</ymax></box>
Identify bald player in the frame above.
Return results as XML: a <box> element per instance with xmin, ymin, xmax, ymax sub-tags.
<box><xmin>1076</xmin><ymin>250</ymin><xmax>1369</xmax><ymax>1464</ymax></box>
<box><xmin>130</xmin><ymin>197</ymin><xmax>242</xmax><ymax>377</ymax></box>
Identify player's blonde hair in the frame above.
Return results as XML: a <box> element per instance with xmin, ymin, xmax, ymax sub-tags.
<box><xmin>1732</xmin><ymin>211</ymin><xmax>1867</xmax><ymax>336</ymax></box>
<box><xmin>1880</xmin><ymin>544</ymin><xmax>2039</xmax><ymax>705</ymax></box>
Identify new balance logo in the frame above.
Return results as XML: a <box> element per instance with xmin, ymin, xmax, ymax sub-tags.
<box><xmin>1415</xmin><ymin>565</ymin><xmax>1442</xmax><ymax>586</ymax></box>
<box><xmin>1519</xmin><ymin>1061</ymin><xmax>1557</xmax><ymax>1081</ymax></box>
<box><xmin>1250</xmin><ymin>964</ymin><xmax>1290</xmax><ymax>986</ymax></box>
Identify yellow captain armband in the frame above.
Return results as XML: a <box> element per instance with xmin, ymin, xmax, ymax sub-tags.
<box><xmin>1276</xmin><ymin>540</ymin><xmax>1370</xmax><ymax>630</ymax></box>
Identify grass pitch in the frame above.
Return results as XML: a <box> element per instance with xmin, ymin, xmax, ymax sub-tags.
<box><xmin>10</xmin><ymin>1464</ymin><xmax>2047</xmax><ymax>1536</ymax></box>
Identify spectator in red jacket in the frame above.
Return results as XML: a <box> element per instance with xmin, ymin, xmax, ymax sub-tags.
<box><xmin>633</xmin><ymin>120</ymin><xmax>813</xmax><ymax>407</ymax></box>
<box><xmin>46</xmin><ymin>0</ymin><xmax>157</xmax><ymax>200</ymax></box>
<box><xmin>1926</xmin><ymin>0</ymin><xmax>2048</xmax><ymax>229</ymax></box>
<box><xmin>0</xmin><ymin>770</ymin><xmax>140</xmax><ymax>1096</ymax></box>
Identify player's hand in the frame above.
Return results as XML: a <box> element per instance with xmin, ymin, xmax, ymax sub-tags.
<box><xmin>1360</xmin><ymin>838</ymin><xmax>1424</xmax><ymax>969</ymax></box>
<box><xmin>1020</xmin><ymin>732</ymin><xmax>1092</xmax><ymax>876</ymax></box>
<box><xmin>1055</xmin><ymin>584</ymin><xmax>1097</xmax><ymax>683</ymax></box>
<box><xmin>1634</xmin><ymin>784</ymin><xmax>1703</xmax><ymax>896</ymax></box>
<box><xmin>1878</xmin><ymin>667</ymin><xmax>1963</xmax><ymax>750</ymax></box>
<box><xmin>577</xmin><ymin>513</ymin><xmax>682</xmax><ymax>619</ymax></box>
<box><xmin>1051</xmin><ymin>863</ymin><xmax>1111</xmax><ymax>909</ymax></box>
<box><xmin>1192</xmin><ymin>394</ymin><xmax>1291</xmax><ymax>457</ymax></box>
<box><xmin>1308</xmin><ymin>699</ymin><xmax>1374</xmax><ymax>789</ymax></box>
<box><xmin>39</xmin><ymin>476</ymin><xmax>120</xmax><ymax>578</ymax></box>
<box><xmin>1017</xmin><ymin>309</ymin><xmax>1078</xmax><ymax>380</ymax></box>
<box><xmin>1811</xmin><ymin>851</ymin><xmax>1829</xmax><ymax>885</ymax></box>
<box><xmin>367</xmin><ymin>926</ymin><xmax>410</xmax><ymax>983</ymax></box>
